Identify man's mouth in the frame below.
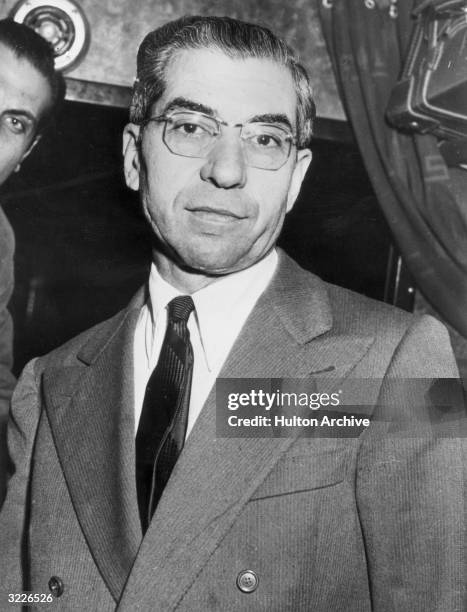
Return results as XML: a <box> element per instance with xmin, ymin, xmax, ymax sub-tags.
<box><xmin>187</xmin><ymin>206</ymin><xmax>247</xmax><ymax>222</ymax></box>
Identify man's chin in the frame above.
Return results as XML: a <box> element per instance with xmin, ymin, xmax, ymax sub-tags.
<box><xmin>178</xmin><ymin>250</ymin><xmax>255</xmax><ymax>277</ymax></box>
<box><xmin>152</xmin><ymin>236</ymin><xmax>265</xmax><ymax>278</ymax></box>
<box><xmin>181</xmin><ymin>259</ymin><xmax>245</xmax><ymax>277</ymax></box>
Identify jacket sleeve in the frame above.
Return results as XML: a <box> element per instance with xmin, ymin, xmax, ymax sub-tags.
<box><xmin>356</xmin><ymin>315</ymin><xmax>467</xmax><ymax>611</ymax></box>
<box><xmin>0</xmin><ymin>359</ymin><xmax>41</xmax><ymax>596</ymax></box>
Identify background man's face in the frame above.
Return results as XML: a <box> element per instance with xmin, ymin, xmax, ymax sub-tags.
<box><xmin>124</xmin><ymin>48</ymin><xmax>311</xmax><ymax>275</ymax></box>
<box><xmin>0</xmin><ymin>43</ymin><xmax>51</xmax><ymax>186</ymax></box>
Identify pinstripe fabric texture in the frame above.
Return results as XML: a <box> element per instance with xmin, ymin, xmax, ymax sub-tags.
<box><xmin>136</xmin><ymin>295</ymin><xmax>194</xmax><ymax>532</ymax></box>
<box><xmin>0</xmin><ymin>253</ymin><xmax>463</xmax><ymax>610</ymax></box>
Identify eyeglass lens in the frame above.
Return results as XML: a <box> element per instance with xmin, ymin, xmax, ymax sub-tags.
<box><xmin>162</xmin><ymin>111</ymin><xmax>293</xmax><ymax>170</ymax></box>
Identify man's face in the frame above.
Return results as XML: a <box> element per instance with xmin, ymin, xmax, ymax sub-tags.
<box><xmin>0</xmin><ymin>42</ymin><xmax>52</xmax><ymax>186</ymax></box>
<box><xmin>124</xmin><ymin>48</ymin><xmax>311</xmax><ymax>275</ymax></box>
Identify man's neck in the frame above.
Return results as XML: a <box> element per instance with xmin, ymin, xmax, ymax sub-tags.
<box><xmin>152</xmin><ymin>250</ymin><xmax>222</xmax><ymax>293</ymax></box>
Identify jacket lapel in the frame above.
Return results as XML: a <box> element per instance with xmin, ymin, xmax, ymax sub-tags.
<box><xmin>43</xmin><ymin>295</ymin><xmax>144</xmax><ymax>602</ymax></box>
<box><xmin>119</xmin><ymin>253</ymin><xmax>374</xmax><ymax>609</ymax></box>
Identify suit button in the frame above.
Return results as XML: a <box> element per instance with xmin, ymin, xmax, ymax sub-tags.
<box><xmin>48</xmin><ymin>576</ymin><xmax>64</xmax><ymax>598</ymax></box>
<box><xmin>236</xmin><ymin>569</ymin><xmax>258</xmax><ymax>593</ymax></box>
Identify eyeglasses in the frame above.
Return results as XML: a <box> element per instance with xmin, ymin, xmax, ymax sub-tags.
<box><xmin>141</xmin><ymin>110</ymin><xmax>296</xmax><ymax>171</ymax></box>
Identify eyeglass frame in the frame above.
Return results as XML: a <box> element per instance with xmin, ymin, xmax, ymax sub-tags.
<box><xmin>139</xmin><ymin>109</ymin><xmax>298</xmax><ymax>171</ymax></box>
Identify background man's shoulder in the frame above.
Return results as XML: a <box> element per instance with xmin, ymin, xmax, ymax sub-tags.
<box><xmin>0</xmin><ymin>207</ymin><xmax>14</xmax><ymax>255</ymax></box>
<box><xmin>0</xmin><ymin>207</ymin><xmax>14</xmax><ymax>294</ymax></box>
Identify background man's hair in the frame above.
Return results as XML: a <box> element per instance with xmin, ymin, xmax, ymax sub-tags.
<box><xmin>0</xmin><ymin>18</ymin><xmax>65</xmax><ymax>132</ymax></box>
<box><xmin>130</xmin><ymin>15</ymin><xmax>315</xmax><ymax>148</ymax></box>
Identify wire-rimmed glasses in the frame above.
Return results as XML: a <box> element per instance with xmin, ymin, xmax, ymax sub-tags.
<box><xmin>141</xmin><ymin>110</ymin><xmax>296</xmax><ymax>171</ymax></box>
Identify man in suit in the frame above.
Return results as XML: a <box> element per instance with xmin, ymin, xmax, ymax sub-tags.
<box><xmin>0</xmin><ymin>15</ymin><xmax>465</xmax><ymax>611</ymax></box>
<box><xmin>0</xmin><ymin>19</ymin><xmax>64</xmax><ymax>503</ymax></box>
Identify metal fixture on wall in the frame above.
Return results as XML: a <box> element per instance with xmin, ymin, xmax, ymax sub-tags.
<box><xmin>10</xmin><ymin>0</ymin><xmax>89</xmax><ymax>71</ymax></box>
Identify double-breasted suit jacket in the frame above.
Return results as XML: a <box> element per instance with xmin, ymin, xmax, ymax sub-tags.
<box><xmin>1</xmin><ymin>252</ymin><xmax>465</xmax><ymax>611</ymax></box>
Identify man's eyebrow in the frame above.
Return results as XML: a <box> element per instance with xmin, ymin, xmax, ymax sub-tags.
<box><xmin>159</xmin><ymin>101</ymin><xmax>294</xmax><ymax>132</ymax></box>
<box><xmin>248</xmin><ymin>113</ymin><xmax>294</xmax><ymax>132</ymax></box>
<box><xmin>162</xmin><ymin>97</ymin><xmax>215</xmax><ymax>116</ymax></box>
<box><xmin>2</xmin><ymin>108</ymin><xmax>36</xmax><ymax>126</ymax></box>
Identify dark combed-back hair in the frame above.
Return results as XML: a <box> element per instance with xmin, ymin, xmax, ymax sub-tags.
<box><xmin>130</xmin><ymin>15</ymin><xmax>316</xmax><ymax>148</ymax></box>
<box><xmin>0</xmin><ymin>18</ymin><xmax>65</xmax><ymax>131</ymax></box>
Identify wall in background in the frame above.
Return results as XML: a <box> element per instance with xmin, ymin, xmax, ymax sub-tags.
<box><xmin>0</xmin><ymin>0</ymin><xmax>344</xmax><ymax>119</ymax></box>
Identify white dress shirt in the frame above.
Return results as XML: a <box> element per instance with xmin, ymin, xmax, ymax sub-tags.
<box><xmin>133</xmin><ymin>249</ymin><xmax>278</xmax><ymax>437</ymax></box>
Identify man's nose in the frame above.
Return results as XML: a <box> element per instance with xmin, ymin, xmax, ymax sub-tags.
<box><xmin>199</xmin><ymin>132</ymin><xmax>247</xmax><ymax>188</ymax></box>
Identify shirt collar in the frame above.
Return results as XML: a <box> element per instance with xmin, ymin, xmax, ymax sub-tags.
<box><xmin>146</xmin><ymin>250</ymin><xmax>278</xmax><ymax>371</ymax></box>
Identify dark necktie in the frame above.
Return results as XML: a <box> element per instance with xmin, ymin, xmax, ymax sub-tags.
<box><xmin>136</xmin><ymin>295</ymin><xmax>195</xmax><ymax>533</ymax></box>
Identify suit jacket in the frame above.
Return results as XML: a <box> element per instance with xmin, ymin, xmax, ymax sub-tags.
<box><xmin>0</xmin><ymin>206</ymin><xmax>16</xmax><ymax>505</ymax></box>
<box><xmin>0</xmin><ymin>252</ymin><xmax>465</xmax><ymax>611</ymax></box>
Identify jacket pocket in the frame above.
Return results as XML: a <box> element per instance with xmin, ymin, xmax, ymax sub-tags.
<box><xmin>249</xmin><ymin>438</ymin><xmax>356</xmax><ymax>500</ymax></box>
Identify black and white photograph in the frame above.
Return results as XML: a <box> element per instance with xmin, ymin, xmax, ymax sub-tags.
<box><xmin>0</xmin><ymin>0</ymin><xmax>466</xmax><ymax>610</ymax></box>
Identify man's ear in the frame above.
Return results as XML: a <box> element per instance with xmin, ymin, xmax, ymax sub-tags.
<box><xmin>123</xmin><ymin>123</ymin><xmax>141</xmax><ymax>191</ymax></box>
<box><xmin>14</xmin><ymin>135</ymin><xmax>42</xmax><ymax>173</ymax></box>
<box><xmin>286</xmin><ymin>148</ymin><xmax>312</xmax><ymax>212</ymax></box>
